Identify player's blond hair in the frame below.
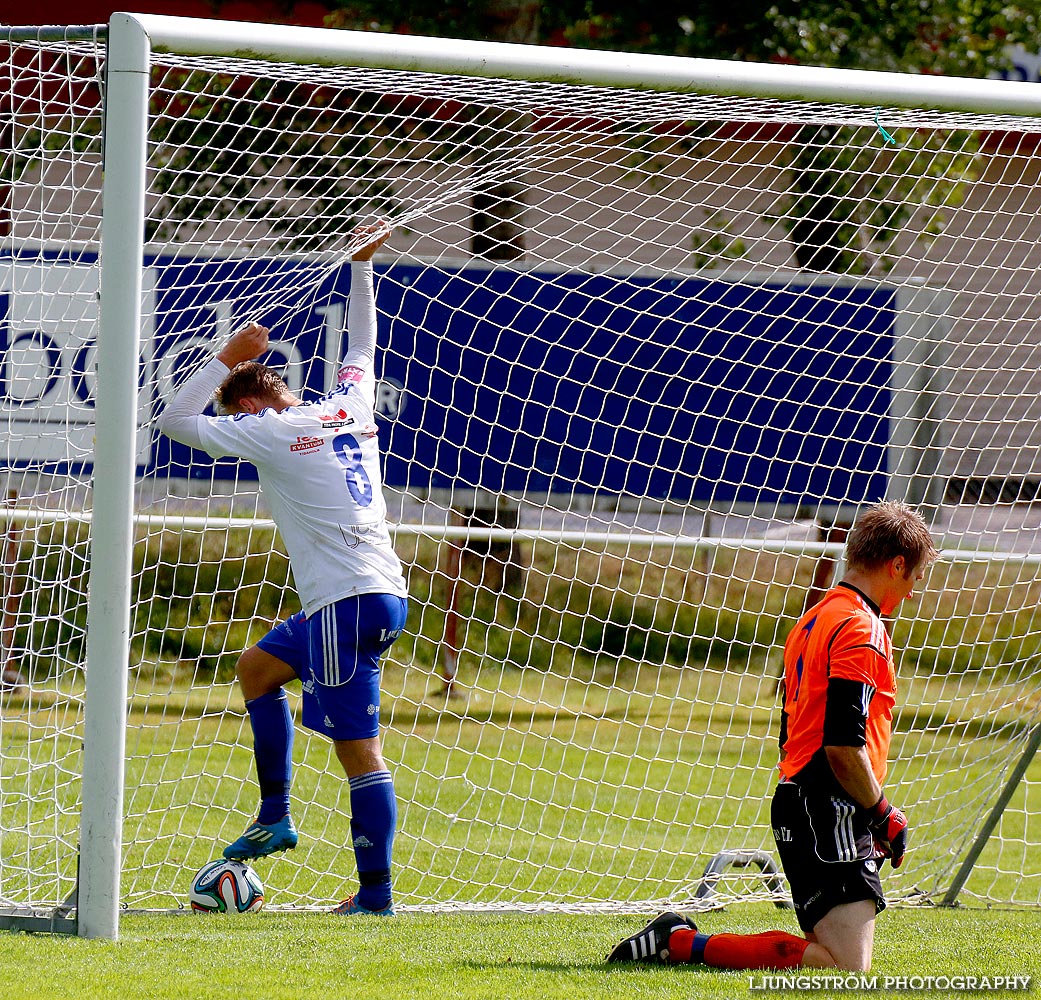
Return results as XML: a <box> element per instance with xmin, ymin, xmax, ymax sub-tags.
<box><xmin>214</xmin><ymin>361</ymin><xmax>290</xmax><ymax>413</ymax></box>
<box><xmin>846</xmin><ymin>501</ymin><xmax>938</xmax><ymax>573</ymax></box>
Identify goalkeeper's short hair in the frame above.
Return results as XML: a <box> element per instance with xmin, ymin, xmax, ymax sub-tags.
<box><xmin>215</xmin><ymin>361</ymin><xmax>290</xmax><ymax>413</ymax></box>
<box><xmin>846</xmin><ymin>500</ymin><xmax>938</xmax><ymax>573</ymax></box>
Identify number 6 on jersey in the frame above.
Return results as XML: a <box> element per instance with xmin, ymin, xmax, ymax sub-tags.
<box><xmin>332</xmin><ymin>431</ymin><xmax>373</xmax><ymax>507</ymax></box>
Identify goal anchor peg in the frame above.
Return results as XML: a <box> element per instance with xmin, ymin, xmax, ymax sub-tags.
<box><xmin>691</xmin><ymin>849</ymin><xmax>792</xmax><ymax>911</ymax></box>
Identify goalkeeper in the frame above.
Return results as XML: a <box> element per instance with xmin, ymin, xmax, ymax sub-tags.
<box><xmin>608</xmin><ymin>501</ymin><xmax>937</xmax><ymax>971</ymax></box>
<box><xmin>158</xmin><ymin>222</ymin><xmax>408</xmax><ymax>917</ymax></box>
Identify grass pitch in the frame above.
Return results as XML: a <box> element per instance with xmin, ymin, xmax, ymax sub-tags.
<box><xmin>3</xmin><ymin>654</ymin><xmax>1040</xmax><ymax>913</ymax></box>
<box><xmin>0</xmin><ymin>907</ymin><xmax>1038</xmax><ymax>1000</ymax></box>
<box><xmin>4</xmin><ymin>538</ymin><xmax>1041</xmax><ymax>991</ymax></box>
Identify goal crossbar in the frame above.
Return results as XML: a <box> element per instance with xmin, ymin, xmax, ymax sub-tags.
<box><xmin>116</xmin><ymin>13</ymin><xmax>1041</xmax><ymax>115</ymax></box>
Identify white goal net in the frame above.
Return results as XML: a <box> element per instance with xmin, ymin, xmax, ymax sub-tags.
<box><xmin>3</xmin><ymin>18</ymin><xmax>1041</xmax><ymax>925</ymax></box>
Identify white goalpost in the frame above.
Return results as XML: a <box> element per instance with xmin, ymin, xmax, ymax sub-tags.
<box><xmin>5</xmin><ymin>13</ymin><xmax>1041</xmax><ymax>940</ymax></box>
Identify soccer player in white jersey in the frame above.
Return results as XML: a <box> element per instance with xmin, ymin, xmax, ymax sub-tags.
<box><xmin>158</xmin><ymin>223</ymin><xmax>408</xmax><ymax>916</ymax></box>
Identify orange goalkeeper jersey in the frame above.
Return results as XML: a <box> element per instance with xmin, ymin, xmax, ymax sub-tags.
<box><xmin>778</xmin><ymin>583</ymin><xmax>897</xmax><ymax>786</ymax></box>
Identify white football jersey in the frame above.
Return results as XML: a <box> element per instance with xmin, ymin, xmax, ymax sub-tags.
<box><xmin>159</xmin><ymin>261</ymin><xmax>407</xmax><ymax>616</ymax></box>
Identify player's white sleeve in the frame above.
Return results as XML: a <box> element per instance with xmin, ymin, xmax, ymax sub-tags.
<box><xmin>339</xmin><ymin>260</ymin><xmax>378</xmax><ymax>406</ymax></box>
<box><xmin>158</xmin><ymin>358</ymin><xmax>278</xmax><ymax>463</ymax></box>
<box><xmin>157</xmin><ymin>356</ymin><xmax>231</xmax><ymax>453</ymax></box>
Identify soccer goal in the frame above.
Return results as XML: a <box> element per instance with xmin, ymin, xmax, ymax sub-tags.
<box><xmin>4</xmin><ymin>14</ymin><xmax>1041</xmax><ymax>940</ymax></box>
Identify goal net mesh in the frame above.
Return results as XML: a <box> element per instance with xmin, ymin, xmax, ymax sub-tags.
<box><xmin>3</xmin><ymin>27</ymin><xmax>1041</xmax><ymax>914</ymax></box>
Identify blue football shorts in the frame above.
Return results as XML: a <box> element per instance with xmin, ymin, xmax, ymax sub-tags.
<box><xmin>257</xmin><ymin>593</ymin><xmax>408</xmax><ymax>741</ymax></box>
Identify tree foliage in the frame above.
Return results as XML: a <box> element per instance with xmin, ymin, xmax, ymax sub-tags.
<box><xmin>762</xmin><ymin>1</ymin><xmax>1041</xmax><ymax>76</ymax></box>
<box><xmin>327</xmin><ymin>0</ymin><xmax>1041</xmax><ymax>75</ymax></box>
<box><xmin>326</xmin><ymin>0</ymin><xmax>1041</xmax><ymax>273</ymax></box>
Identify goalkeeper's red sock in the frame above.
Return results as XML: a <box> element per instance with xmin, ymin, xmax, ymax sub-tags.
<box><xmin>668</xmin><ymin>928</ymin><xmax>810</xmax><ymax>969</ymax></box>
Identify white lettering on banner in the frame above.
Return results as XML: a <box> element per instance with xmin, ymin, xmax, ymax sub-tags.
<box><xmin>262</xmin><ymin>336</ymin><xmax>306</xmax><ymax>394</ymax></box>
<box><xmin>1</xmin><ymin>264</ymin><xmax>402</xmax><ymax>472</ymax></box>
<box><xmin>0</xmin><ymin>261</ymin><xmax>155</xmax><ymax>464</ymax></box>
<box><xmin>210</xmin><ymin>299</ymin><xmax>234</xmax><ymax>339</ymax></box>
<box><xmin>376</xmin><ymin>378</ymin><xmax>404</xmax><ymax>419</ymax></box>
<box><xmin>154</xmin><ymin>334</ymin><xmax>219</xmax><ymax>408</ymax></box>
<box><xmin>154</xmin><ymin>301</ymin><xmax>305</xmax><ymax>404</ymax></box>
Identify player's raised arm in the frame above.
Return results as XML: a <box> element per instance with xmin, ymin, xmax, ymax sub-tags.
<box><xmin>341</xmin><ymin>222</ymin><xmax>391</xmax><ymax>396</ymax></box>
<box><xmin>350</xmin><ymin>221</ymin><xmax>390</xmax><ymax>264</ymax></box>
<box><xmin>216</xmin><ymin>321</ymin><xmax>270</xmax><ymax>369</ymax></box>
<box><xmin>156</xmin><ymin>351</ymin><xmax>232</xmax><ymax>450</ymax></box>
<box><xmin>157</xmin><ymin>321</ymin><xmax>274</xmax><ymax>455</ymax></box>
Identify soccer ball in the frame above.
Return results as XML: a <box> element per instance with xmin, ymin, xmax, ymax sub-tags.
<box><xmin>189</xmin><ymin>859</ymin><xmax>265</xmax><ymax>913</ymax></box>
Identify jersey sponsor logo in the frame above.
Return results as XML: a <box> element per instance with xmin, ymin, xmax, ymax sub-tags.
<box><xmin>337</xmin><ymin>364</ymin><xmax>365</xmax><ymax>385</ymax></box>
<box><xmin>317</xmin><ymin>406</ymin><xmax>356</xmax><ymax>429</ymax></box>
<box><xmin>290</xmin><ymin>435</ymin><xmax>325</xmax><ymax>454</ymax></box>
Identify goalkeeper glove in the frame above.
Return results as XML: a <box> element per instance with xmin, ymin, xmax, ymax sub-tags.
<box><xmin>867</xmin><ymin>795</ymin><xmax>908</xmax><ymax>868</ymax></box>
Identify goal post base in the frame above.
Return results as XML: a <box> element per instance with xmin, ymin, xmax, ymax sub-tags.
<box><xmin>692</xmin><ymin>849</ymin><xmax>793</xmax><ymax>911</ymax></box>
<box><xmin>0</xmin><ymin>889</ymin><xmax>78</xmax><ymax>935</ymax></box>
<box><xmin>0</xmin><ymin>911</ymin><xmax>78</xmax><ymax>935</ymax></box>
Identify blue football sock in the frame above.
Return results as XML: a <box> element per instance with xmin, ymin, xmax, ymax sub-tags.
<box><xmin>245</xmin><ymin>689</ymin><xmax>294</xmax><ymax>825</ymax></box>
<box><xmin>348</xmin><ymin>769</ymin><xmax>396</xmax><ymax>910</ymax></box>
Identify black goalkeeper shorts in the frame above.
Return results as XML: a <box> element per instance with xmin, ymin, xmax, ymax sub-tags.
<box><xmin>770</xmin><ymin>780</ymin><xmax>886</xmax><ymax>933</ymax></box>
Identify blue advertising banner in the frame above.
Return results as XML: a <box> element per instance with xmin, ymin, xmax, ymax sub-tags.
<box><xmin>3</xmin><ymin>253</ymin><xmax>896</xmax><ymax>507</ymax></box>
<box><xmin>374</xmin><ymin>265</ymin><xmax>894</xmax><ymax>507</ymax></box>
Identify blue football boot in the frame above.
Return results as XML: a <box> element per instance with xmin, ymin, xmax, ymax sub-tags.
<box><xmin>222</xmin><ymin>814</ymin><xmax>298</xmax><ymax>860</ymax></box>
